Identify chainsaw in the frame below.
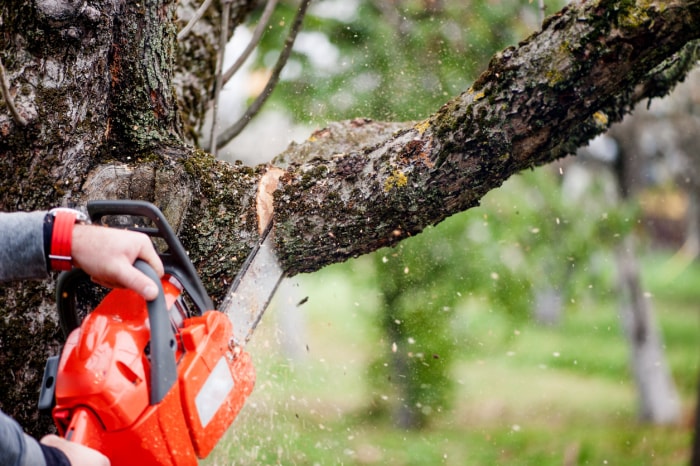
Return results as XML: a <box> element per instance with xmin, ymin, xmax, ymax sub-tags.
<box><xmin>37</xmin><ymin>200</ymin><xmax>285</xmax><ymax>465</ymax></box>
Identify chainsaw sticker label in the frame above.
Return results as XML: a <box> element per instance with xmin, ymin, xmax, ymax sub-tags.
<box><xmin>195</xmin><ymin>356</ymin><xmax>235</xmax><ymax>427</ymax></box>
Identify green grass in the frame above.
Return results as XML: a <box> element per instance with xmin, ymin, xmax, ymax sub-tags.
<box><xmin>202</xmin><ymin>252</ymin><xmax>699</xmax><ymax>466</ymax></box>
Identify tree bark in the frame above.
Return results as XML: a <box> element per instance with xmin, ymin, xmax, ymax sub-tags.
<box><xmin>0</xmin><ymin>0</ymin><xmax>699</xmax><ymax>433</ymax></box>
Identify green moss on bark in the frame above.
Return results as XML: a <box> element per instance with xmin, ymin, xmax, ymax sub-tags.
<box><xmin>178</xmin><ymin>152</ymin><xmax>263</xmax><ymax>302</ymax></box>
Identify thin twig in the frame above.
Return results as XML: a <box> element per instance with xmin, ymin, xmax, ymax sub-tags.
<box><xmin>216</xmin><ymin>0</ymin><xmax>311</xmax><ymax>148</ymax></box>
<box><xmin>222</xmin><ymin>0</ymin><xmax>279</xmax><ymax>85</ymax></box>
<box><xmin>177</xmin><ymin>0</ymin><xmax>215</xmax><ymax>41</ymax></box>
<box><xmin>0</xmin><ymin>55</ymin><xmax>27</xmax><ymax>126</ymax></box>
<box><xmin>208</xmin><ymin>0</ymin><xmax>233</xmax><ymax>157</ymax></box>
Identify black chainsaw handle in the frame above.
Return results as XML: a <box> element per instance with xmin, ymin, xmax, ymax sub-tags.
<box><xmin>134</xmin><ymin>260</ymin><xmax>177</xmax><ymax>405</ymax></box>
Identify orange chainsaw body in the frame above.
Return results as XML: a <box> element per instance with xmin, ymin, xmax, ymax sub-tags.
<box><xmin>52</xmin><ymin>279</ymin><xmax>256</xmax><ymax>466</ymax></box>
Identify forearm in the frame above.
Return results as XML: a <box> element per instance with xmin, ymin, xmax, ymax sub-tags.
<box><xmin>0</xmin><ymin>409</ymin><xmax>47</xmax><ymax>466</ymax></box>
<box><xmin>0</xmin><ymin>211</ymin><xmax>49</xmax><ymax>281</ymax></box>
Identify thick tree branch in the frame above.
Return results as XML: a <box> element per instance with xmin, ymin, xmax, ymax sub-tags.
<box><xmin>269</xmin><ymin>0</ymin><xmax>700</xmax><ymax>275</ymax></box>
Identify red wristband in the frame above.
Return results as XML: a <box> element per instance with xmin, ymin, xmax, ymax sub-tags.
<box><xmin>49</xmin><ymin>209</ymin><xmax>84</xmax><ymax>271</ymax></box>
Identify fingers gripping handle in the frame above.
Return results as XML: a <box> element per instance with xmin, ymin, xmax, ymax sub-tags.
<box><xmin>134</xmin><ymin>260</ymin><xmax>178</xmax><ymax>405</ymax></box>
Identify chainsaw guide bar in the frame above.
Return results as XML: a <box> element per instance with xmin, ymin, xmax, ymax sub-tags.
<box><xmin>219</xmin><ymin>222</ymin><xmax>285</xmax><ymax>348</ymax></box>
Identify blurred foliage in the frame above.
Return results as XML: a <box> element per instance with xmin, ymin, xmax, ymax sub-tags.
<box><xmin>252</xmin><ymin>0</ymin><xmax>548</xmax><ymax>123</ymax></box>
<box><xmin>365</xmin><ymin>164</ymin><xmax>638</xmax><ymax>427</ymax></box>
<box><xmin>204</xmin><ymin>254</ymin><xmax>698</xmax><ymax>465</ymax></box>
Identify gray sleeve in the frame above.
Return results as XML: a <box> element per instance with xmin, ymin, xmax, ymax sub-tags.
<box><xmin>0</xmin><ymin>211</ymin><xmax>49</xmax><ymax>282</ymax></box>
<box><xmin>0</xmin><ymin>410</ymin><xmax>47</xmax><ymax>466</ymax></box>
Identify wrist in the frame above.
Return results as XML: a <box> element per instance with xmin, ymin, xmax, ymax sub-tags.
<box><xmin>39</xmin><ymin>444</ymin><xmax>71</xmax><ymax>466</ymax></box>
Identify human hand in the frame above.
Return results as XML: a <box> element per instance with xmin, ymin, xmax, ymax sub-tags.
<box><xmin>70</xmin><ymin>224</ymin><xmax>165</xmax><ymax>300</ymax></box>
<box><xmin>40</xmin><ymin>434</ymin><xmax>110</xmax><ymax>466</ymax></box>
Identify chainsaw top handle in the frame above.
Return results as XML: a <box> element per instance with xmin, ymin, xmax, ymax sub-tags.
<box><xmin>87</xmin><ymin>200</ymin><xmax>213</xmax><ymax>312</ymax></box>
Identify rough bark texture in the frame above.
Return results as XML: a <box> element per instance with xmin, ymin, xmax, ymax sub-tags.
<box><xmin>0</xmin><ymin>0</ymin><xmax>699</xmax><ymax>434</ymax></box>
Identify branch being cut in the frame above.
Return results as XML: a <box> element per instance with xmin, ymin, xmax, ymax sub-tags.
<box><xmin>2</xmin><ymin>0</ymin><xmax>700</xmax><ymax>434</ymax></box>
<box><xmin>269</xmin><ymin>0</ymin><xmax>700</xmax><ymax>275</ymax></box>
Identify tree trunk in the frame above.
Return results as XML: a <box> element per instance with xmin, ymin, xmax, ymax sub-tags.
<box><xmin>574</xmin><ymin>129</ymin><xmax>683</xmax><ymax>424</ymax></box>
<box><xmin>615</xmin><ymin>235</ymin><xmax>681</xmax><ymax>424</ymax></box>
<box><xmin>533</xmin><ymin>286</ymin><xmax>564</xmax><ymax>326</ymax></box>
<box><xmin>1</xmin><ymin>0</ymin><xmax>700</xmax><ymax>434</ymax></box>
